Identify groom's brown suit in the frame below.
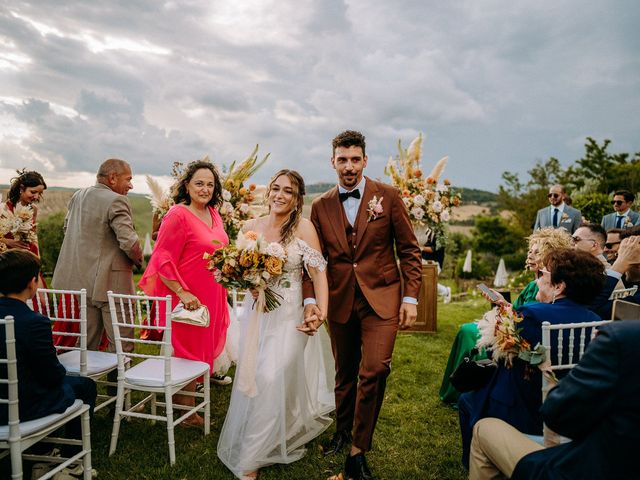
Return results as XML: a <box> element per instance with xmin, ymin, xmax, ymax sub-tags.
<box><xmin>304</xmin><ymin>176</ymin><xmax>422</xmax><ymax>451</ymax></box>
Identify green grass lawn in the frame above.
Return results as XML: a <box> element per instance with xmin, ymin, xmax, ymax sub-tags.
<box><xmin>0</xmin><ymin>294</ymin><xmax>485</xmax><ymax>479</ymax></box>
<box><xmin>79</xmin><ymin>297</ymin><xmax>487</xmax><ymax>480</ymax></box>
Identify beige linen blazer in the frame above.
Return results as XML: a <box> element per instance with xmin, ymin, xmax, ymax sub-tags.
<box><xmin>52</xmin><ymin>183</ymin><xmax>142</xmax><ymax>304</ymax></box>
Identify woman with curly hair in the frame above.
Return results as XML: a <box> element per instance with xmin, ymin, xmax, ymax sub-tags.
<box><xmin>139</xmin><ymin>159</ymin><xmax>230</xmax><ymax>427</ymax></box>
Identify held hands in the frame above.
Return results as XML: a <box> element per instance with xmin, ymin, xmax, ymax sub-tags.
<box><xmin>297</xmin><ymin>303</ymin><xmax>324</xmax><ymax>336</ymax></box>
<box><xmin>177</xmin><ymin>290</ymin><xmax>201</xmax><ymax>310</ymax></box>
<box><xmin>398</xmin><ymin>302</ymin><xmax>417</xmax><ymax>330</ymax></box>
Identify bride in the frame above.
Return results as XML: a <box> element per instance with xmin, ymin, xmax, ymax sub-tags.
<box><xmin>217</xmin><ymin>169</ymin><xmax>335</xmax><ymax>479</ymax></box>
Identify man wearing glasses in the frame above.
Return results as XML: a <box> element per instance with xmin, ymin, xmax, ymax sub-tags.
<box><xmin>603</xmin><ymin>228</ymin><xmax>624</xmax><ymax>263</ymax></box>
<box><xmin>601</xmin><ymin>190</ymin><xmax>639</xmax><ymax>230</ymax></box>
<box><xmin>533</xmin><ymin>184</ymin><xmax>582</xmax><ymax>234</ymax></box>
<box><xmin>571</xmin><ymin>224</ymin><xmax>611</xmax><ymax>267</ymax></box>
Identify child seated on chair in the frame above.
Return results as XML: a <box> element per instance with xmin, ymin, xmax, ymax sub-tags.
<box><xmin>0</xmin><ymin>249</ymin><xmax>97</xmax><ymax>457</ymax></box>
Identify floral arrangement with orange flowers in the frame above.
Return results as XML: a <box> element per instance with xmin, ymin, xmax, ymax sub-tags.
<box><xmin>218</xmin><ymin>145</ymin><xmax>269</xmax><ymax>242</ymax></box>
<box><xmin>204</xmin><ymin>230</ymin><xmax>288</xmax><ymax>312</ymax></box>
<box><xmin>0</xmin><ymin>203</ymin><xmax>38</xmax><ymax>247</ymax></box>
<box><xmin>476</xmin><ymin>303</ymin><xmax>552</xmax><ymax>372</ymax></box>
<box><xmin>384</xmin><ymin>133</ymin><xmax>461</xmax><ymax>249</ymax></box>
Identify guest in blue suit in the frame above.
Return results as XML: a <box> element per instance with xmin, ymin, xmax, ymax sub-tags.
<box><xmin>458</xmin><ymin>249</ymin><xmax>605</xmax><ymax>468</ymax></box>
<box><xmin>0</xmin><ymin>249</ymin><xmax>96</xmax><ymax>456</ymax></box>
<box><xmin>600</xmin><ymin>190</ymin><xmax>639</xmax><ymax>231</ymax></box>
<box><xmin>470</xmin><ymin>321</ymin><xmax>640</xmax><ymax>480</ymax></box>
<box><xmin>590</xmin><ymin>228</ymin><xmax>640</xmax><ymax>319</ymax></box>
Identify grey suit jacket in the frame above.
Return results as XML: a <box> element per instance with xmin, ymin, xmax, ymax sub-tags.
<box><xmin>601</xmin><ymin>210</ymin><xmax>640</xmax><ymax>230</ymax></box>
<box><xmin>52</xmin><ymin>183</ymin><xmax>142</xmax><ymax>304</ymax></box>
<box><xmin>533</xmin><ymin>205</ymin><xmax>582</xmax><ymax>234</ymax></box>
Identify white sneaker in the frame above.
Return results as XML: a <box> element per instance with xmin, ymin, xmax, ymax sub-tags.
<box><xmin>444</xmin><ymin>287</ymin><xmax>452</xmax><ymax>304</ymax></box>
<box><xmin>53</xmin><ymin>464</ymin><xmax>98</xmax><ymax>479</ymax></box>
<box><xmin>31</xmin><ymin>463</ymin><xmax>52</xmax><ymax>480</ymax></box>
<box><xmin>211</xmin><ymin>373</ymin><xmax>232</xmax><ymax>386</ymax></box>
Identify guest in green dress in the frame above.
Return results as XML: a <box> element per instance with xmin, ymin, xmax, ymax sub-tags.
<box><xmin>439</xmin><ymin>228</ymin><xmax>572</xmax><ymax>405</ymax></box>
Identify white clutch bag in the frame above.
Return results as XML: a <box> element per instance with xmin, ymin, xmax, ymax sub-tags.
<box><xmin>171</xmin><ymin>302</ymin><xmax>210</xmax><ymax>327</ymax></box>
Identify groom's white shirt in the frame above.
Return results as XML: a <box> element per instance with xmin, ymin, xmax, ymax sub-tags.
<box><xmin>339</xmin><ymin>177</ymin><xmax>366</xmax><ymax>226</ymax></box>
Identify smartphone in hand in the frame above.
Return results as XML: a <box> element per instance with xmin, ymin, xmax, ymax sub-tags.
<box><xmin>477</xmin><ymin>283</ymin><xmax>500</xmax><ymax>303</ymax></box>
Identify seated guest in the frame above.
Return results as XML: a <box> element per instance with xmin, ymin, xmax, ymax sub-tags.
<box><xmin>0</xmin><ymin>250</ymin><xmax>96</xmax><ymax>464</ymax></box>
<box><xmin>590</xmin><ymin>228</ymin><xmax>640</xmax><ymax>318</ymax></box>
<box><xmin>513</xmin><ymin>228</ymin><xmax>573</xmax><ymax>309</ymax></box>
<box><xmin>571</xmin><ymin>223</ymin><xmax>609</xmax><ymax>267</ymax></box>
<box><xmin>603</xmin><ymin>228</ymin><xmax>623</xmax><ymax>263</ymax></box>
<box><xmin>439</xmin><ymin>228</ymin><xmax>572</xmax><ymax>405</ymax></box>
<box><xmin>469</xmin><ymin>321</ymin><xmax>640</xmax><ymax>480</ymax></box>
<box><xmin>458</xmin><ymin>249</ymin><xmax>604</xmax><ymax>468</ymax></box>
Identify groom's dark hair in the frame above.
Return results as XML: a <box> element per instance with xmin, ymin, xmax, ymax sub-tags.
<box><xmin>332</xmin><ymin>130</ymin><xmax>366</xmax><ymax>157</ymax></box>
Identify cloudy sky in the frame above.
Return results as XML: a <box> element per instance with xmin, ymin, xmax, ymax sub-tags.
<box><xmin>1</xmin><ymin>1</ymin><xmax>639</xmax><ymax>193</ymax></box>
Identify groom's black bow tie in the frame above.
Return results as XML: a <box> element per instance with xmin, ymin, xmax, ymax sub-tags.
<box><xmin>339</xmin><ymin>189</ymin><xmax>361</xmax><ymax>202</ymax></box>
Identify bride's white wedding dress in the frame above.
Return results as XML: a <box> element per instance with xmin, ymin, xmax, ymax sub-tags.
<box><xmin>217</xmin><ymin>238</ymin><xmax>336</xmax><ymax>478</ymax></box>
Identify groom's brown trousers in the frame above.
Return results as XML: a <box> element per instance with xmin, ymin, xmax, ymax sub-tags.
<box><xmin>329</xmin><ymin>284</ymin><xmax>398</xmax><ymax>452</ymax></box>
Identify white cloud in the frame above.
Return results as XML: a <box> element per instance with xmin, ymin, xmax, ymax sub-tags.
<box><xmin>0</xmin><ymin>0</ymin><xmax>638</xmax><ymax>191</ymax></box>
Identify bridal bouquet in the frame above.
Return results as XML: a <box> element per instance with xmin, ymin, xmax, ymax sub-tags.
<box><xmin>384</xmin><ymin>133</ymin><xmax>461</xmax><ymax>249</ymax></box>
<box><xmin>476</xmin><ymin>303</ymin><xmax>553</xmax><ymax>376</ymax></box>
<box><xmin>204</xmin><ymin>230</ymin><xmax>287</xmax><ymax>312</ymax></box>
<box><xmin>0</xmin><ymin>203</ymin><xmax>38</xmax><ymax>245</ymax></box>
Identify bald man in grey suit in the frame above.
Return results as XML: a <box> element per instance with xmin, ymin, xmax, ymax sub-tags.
<box><xmin>53</xmin><ymin>159</ymin><xmax>142</xmax><ymax>352</ymax></box>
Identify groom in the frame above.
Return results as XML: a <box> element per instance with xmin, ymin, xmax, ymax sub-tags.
<box><xmin>303</xmin><ymin>130</ymin><xmax>422</xmax><ymax>479</ymax></box>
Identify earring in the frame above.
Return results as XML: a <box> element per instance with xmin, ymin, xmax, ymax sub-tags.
<box><xmin>551</xmin><ymin>291</ymin><xmax>556</xmax><ymax>304</ymax></box>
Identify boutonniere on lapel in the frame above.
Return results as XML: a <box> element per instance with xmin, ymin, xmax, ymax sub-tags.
<box><xmin>624</xmin><ymin>216</ymin><xmax>634</xmax><ymax>228</ymax></box>
<box><xmin>367</xmin><ymin>196</ymin><xmax>384</xmax><ymax>222</ymax></box>
<box><xmin>560</xmin><ymin>212</ymin><xmax>570</xmax><ymax>223</ymax></box>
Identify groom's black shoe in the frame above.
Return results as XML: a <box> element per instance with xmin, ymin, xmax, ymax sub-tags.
<box><xmin>322</xmin><ymin>430</ymin><xmax>352</xmax><ymax>456</ymax></box>
<box><xmin>344</xmin><ymin>453</ymin><xmax>376</xmax><ymax>480</ymax></box>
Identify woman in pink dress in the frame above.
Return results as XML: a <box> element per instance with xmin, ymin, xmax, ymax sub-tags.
<box><xmin>139</xmin><ymin>159</ymin><xmax>229</xmax><ymax>427</ymax></box>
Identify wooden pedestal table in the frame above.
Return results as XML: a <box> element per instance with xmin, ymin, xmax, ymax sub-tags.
<box><xmin>409</xmin><ymin>262</ymin><xmax>438</xmax><ymax>333</ymax></box>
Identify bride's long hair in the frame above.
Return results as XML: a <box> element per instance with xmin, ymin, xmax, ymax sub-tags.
<box><xmin>266</xmin><ymin>169</ymin><xmax>305</xmax><ymax>245</ymax></box>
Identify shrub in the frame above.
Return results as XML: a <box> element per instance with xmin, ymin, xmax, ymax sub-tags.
<box><xmin>572</xmin><ymin>192</ymin><xmax>611</xmax><ymax>224</ymax></box>
<box><xmin>455</xmin><ymin>255</ymin><xmax>493</xmax><ymax>279</ymax></box>
<box><xmin>473</xmin><ymin>216</ymin><xmax>528</xmax><ymax>257</ymax></box>
<box><xmin>502</xmin><ymin>251</ymin><xmax>527</xmax><ymax>272</ymax></box>
<box><xmin>38</xmin><ymin>211</ymin><xmax>65</xmax><ymax>274</ymax></box>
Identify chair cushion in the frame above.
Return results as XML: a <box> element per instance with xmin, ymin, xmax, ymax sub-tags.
<box><xmin>0</xmin><ymin>400</ymin><xmax>84</xmax><ymax>440</ymax></box>
<box><xmin>125</xmin><ymin>357</ymin><xmax>209</xmax><ymax>387</ymax></box>
<box><xmin>58</xmin><ymin>350</ymin><xmax>118</xmax><ymax>376</ymax></box>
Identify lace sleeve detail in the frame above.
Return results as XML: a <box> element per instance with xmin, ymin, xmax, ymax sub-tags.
<box><xmin>297</xmin><ymin>239</ymin><xmax>327</xmax><ymax>272</ymax></box>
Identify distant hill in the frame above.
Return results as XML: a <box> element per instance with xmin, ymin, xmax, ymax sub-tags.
<box><xmin>305</xmin><ymin>183</ymin><xmax>497</xmax><ymax>203</ymax></box>
<box><xmin>0</xmin><ymin>185</ymin><xmax>154</xmax><ymax>238</ymax></box>
<box><xmin>457</xmin><ymin>188</ymin><xmax>497</xmax><ymax>204</ymax></box>
<box><xmin>2</xmin><ymin>182</ymin><xmax>496</xmax><ymax>240</ymax></box>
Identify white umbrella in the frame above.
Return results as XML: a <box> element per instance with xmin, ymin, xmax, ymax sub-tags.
<box><xmin>143</xmin><ymin>233</ymin><xmax>153</xmax><ymax>257</ymax></box>
<box><xmin>493</xmin><ymin>258</ymin><xmax>509</xmax><ymax>287</ymax></box>
<box><xmin>462</xmin><ymin>249</ymin><xmax>473</xmax><ymax>273</ymax></box>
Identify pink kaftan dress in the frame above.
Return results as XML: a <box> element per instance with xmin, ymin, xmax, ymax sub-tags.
<box><xmin>139</xmin><ymin>204</ymin><xmax>229</xmax><ymax>371</ymax></box>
